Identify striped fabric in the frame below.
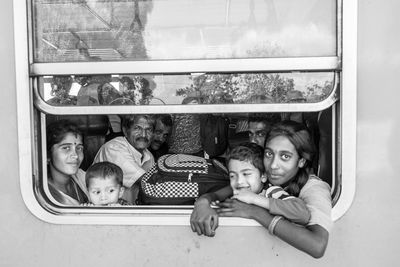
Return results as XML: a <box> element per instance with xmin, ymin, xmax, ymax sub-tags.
<box><xmin>265</xmin><ymin>185</ymin><xmax>295</xmax><ymax>200</ymax></box>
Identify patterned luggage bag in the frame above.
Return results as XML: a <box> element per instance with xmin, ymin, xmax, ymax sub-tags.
<box><xmin>139</xmin><ymin>154</ymin><xmax>230</xmax><ymax>205</ymax></box>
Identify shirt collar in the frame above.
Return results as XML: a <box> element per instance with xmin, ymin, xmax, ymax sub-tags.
<box><xmin>124</xmin><ymin>137</ymin><xmax>151</xmax><ymax>164</ymax></box>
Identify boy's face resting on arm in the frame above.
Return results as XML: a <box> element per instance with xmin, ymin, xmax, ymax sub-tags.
<box><xmin>228</xmin><ymin>159</ymin><xmax>267</xmax><ymax>200</ymax></box>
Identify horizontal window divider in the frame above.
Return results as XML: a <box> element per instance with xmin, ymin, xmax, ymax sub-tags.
<box><xmin>34</xmin><ymin>73</ymin><xmax>338</xmax><ymax>114</ymax></box>
<box><xmin>30</xmin><ymin>57</ymin><xmax>340</xmax><ymax>76</ymax></box>
<box><xmin>35</xmin><ymin>95</ymin><xmax>338</xmax><ymax>115</ymax></box>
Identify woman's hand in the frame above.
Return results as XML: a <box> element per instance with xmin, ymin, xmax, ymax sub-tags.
<box><xmin>190</xmin><ymin>198</ymin><xmax>219</xmax><ymax>237</ymax></box>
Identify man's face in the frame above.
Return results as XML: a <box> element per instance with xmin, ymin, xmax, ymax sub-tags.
<box><xmin>150</xmin><ymin>120</ymin><xmax>171</xmax><ymax>151</ymax></box>
<box><xmin>248</xmin><ymin>121</ymin><xmax>269</xmax><ymax>147</ymax></box>
<box><xmin>124</xmin><ymin>117</ymin><xmax>153</xmax><ymax>152</ymax></box>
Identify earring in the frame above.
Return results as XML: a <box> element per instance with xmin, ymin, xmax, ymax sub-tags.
<box><xmin>298</xmin><ymin>158</ymin><xmax>306</xmax><ymax>168</ymax></box>
<box><xmin>261</xmin><ymin>174</ymin><xmax>268</xmax><ymax>182</ymax></box>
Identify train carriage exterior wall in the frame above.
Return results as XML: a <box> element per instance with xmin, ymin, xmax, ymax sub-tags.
<box><xmin>1</xmin><ymin>0</ymin><xmax>400</xmax><ymax>266</ymax></box>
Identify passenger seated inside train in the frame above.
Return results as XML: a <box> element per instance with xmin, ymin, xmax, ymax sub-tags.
<box><xmin>148</xmin><ymin>114</ymin><xmax>172</xmax><ymax>161</ymax></box>
<box><xmin>190</xmin><ymin>120</ymin><xmax>333</xmax><ymax>258</ymax></box>
<box><xmin>46</xmin><ymin>119</ymin><xmax>89</xmax><ymax>205</ymax></box>
<box><xmin>84</xmin><ymin>162</ymin><xmax>130</xmax><ymax>206</ymax></box>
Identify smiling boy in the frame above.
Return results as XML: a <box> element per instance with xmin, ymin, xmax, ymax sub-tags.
<box><xmin>227</xmin><ymin>142</ymin><xmax>311</xmax><ymax>225</ymax></box>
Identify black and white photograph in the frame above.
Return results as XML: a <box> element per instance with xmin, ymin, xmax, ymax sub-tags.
<box><xmin>1</xmin><ymin>0</ymin><xmax>399</xmax><ymax>266</ymax></box>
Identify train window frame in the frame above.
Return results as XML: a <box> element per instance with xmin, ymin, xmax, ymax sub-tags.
<box><xmin>14</xmin><ymin>0</ymin><xmax>356</xmax><ymax>225</ymax></box>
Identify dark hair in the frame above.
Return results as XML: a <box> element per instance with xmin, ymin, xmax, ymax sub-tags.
<box><xmin>97</xmin><ymin>82</ymin><xmax>121</xmax><ymax>105</ymax></box>
<box><xmin>85</xmin><ymin>162</ymin><xmax>123</xmax><ymax>187</ymax></box>
<box><xmin>265</xmin><ymin>120</ymin><xmax>316</xmax><ymax>196</ymax></box>
<box><xmin>51</xmin><ymin>75</ymin><xmax>73</xmax><ymax>95</ymax></box>
<box><xmin>153</xmin><ymin>114</ymin><xmax>173</xmax><ymax>128</ymax></box>
<box><xmin>121</xmin><ymin>114</ymin><xmax>155</xmax><ymax>130</ymax></box>
<box><xmin>119</xmin><ymin>76</ymin><xmax>134</xmax><ymax>88</ymax></box>
<box><xmin>46</xmin><ymin>120</ymin><xmax>83</xmax><ymax>154</ymax></box>
<box><xmin>226</xmin><ymin>142</ymin><xmax>265</xmax><ymax>174</ymax></box>
<box><xmin>248</xmin><ymin>116</ymin><xmax>270</xmax><ymax>125</ymax></box>
<box><xmin>182</xmin><ymin>96</ymin><xmax>201</xmax><ymax>104</ymax></box>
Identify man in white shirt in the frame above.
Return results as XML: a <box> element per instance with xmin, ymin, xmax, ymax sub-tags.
<box><xmin>93</xmin><ymin>115</ymin><xmax>155</xmax><ymax>203</ymax></box>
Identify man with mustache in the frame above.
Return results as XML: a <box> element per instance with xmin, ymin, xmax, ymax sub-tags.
<box><xmin>148</xmin><ymin>114</ymin><xmax>172</xmax><ymax>161</ymax></box>
<box><xmin>93</xmin><ymin>115</ymin><xmax>155</xmax><ymax>203</ymax></box>
<box><xmin>247</xmin><ymin>116</ymin><xmax>273</xmax><ymax>148</ymax></box>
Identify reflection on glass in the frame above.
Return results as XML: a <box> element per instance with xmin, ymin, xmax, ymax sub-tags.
<box><xmin>33</xmin><ymin>0</ymin><xmax>336</xmax><ymax>62</ymax></box>
<box><xmin>40</xmin><ymin>73</ymin><xmax>334</xmax><ymax>106</ymax></box>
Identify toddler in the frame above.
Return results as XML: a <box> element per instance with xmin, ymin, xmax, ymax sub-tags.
<box><xmin>85</xmin><ymin>161</ymin><xmax>129</xmax><ymax>206</ymax></box>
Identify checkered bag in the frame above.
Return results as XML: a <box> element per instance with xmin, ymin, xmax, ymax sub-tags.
<box><xmin>139</xmin><ymin>154</ymin><xmax>229</xmax><ymax>205</ymax></box>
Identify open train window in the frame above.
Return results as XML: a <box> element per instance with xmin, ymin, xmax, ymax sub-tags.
<box><xmin>15</xmin><ymin>0</ymin><xmax>356</xmax><ymax>224</ymax></box>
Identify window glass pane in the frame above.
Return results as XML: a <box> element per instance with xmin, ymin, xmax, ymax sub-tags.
<box><xmin>33</xmin><ymin>0</ymin><xmax>336</xmax><ymax>62</ymax></box>
<box><xmin>44</xmin><ymin>107</ymin><xmax>334</xmax><ymax>207</ymax></box>
<box><xmin>39</xmin><ymin>72</ymin><xmax>335</xmax><ymax>106</ymax></box>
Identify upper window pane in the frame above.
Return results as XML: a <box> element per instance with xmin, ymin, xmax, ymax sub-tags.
<box><xmin>38</xmin><ymin>72</ymin><xmax>335</xmax><ymax>106</ymax></box>
<box><xmin>33</xmin><ymin>0</ymin><xmax>337</xmax><ymax>62</ymax></box>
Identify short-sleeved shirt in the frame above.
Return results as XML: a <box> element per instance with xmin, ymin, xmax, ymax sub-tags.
<box><xmin>93</xmin><ymin>136</ymin><xmax>155</xmax><ymax>188</ymax></box>
<box><xmin>299</xmin><ymin>175</ymin><xmax>333</xmax><ymax>233</ymax></box>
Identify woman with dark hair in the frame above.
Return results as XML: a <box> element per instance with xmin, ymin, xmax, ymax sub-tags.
<box><xmin>47</xmin><ymin>120</ymin><xmax>89</xmax><ymax>205</ymax></box>
<box><xmin>190</xmin><ymin>120</ymin><xmax>332</xmax><ymax>258</ymax></box>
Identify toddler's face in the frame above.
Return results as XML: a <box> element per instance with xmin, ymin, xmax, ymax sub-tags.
<box><xmin>228</xmin><ymin>159</ymin><xmax>266</xmax><ymax>194</ymax></box>
<box><xmin>88</xmin><ymin>176</ymin><xmax>124</xmax><ymax>205</ymax></box>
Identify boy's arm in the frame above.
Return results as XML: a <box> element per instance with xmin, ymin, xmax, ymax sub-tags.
<box><xmin>266</xmin><ymin>185</ymin><xmax>311</xmax><ymax>225</ymax></box>
<box><xmin>190</xmin><ymin>185</ymin><xmax>233</xmax><ymax>237</ymax></box>
<box><xmin>232</xmin><ymin>191</ymin><xmax>271</xmax><ymax>210</ymax></box>
<box><xmin>268</xmin><ymin>198</ymin><xmax>311</xmax><ymax>225</ymax></box>
<box><xmin>199</xmin><ymin>185</ymin><xmax>233</xmax><ymax>203</ymax></box>
<box><xmin>233</xmin><ymin>189</ymin><xmax>310</xmax><ymax>225</ymax></box>
<box><xmin>247</xmin><ymin>194</ymin><xmax>271</xmax><ymax>210</ymax></box>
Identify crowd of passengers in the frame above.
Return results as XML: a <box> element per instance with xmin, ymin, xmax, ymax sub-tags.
<box><xmin>47</xmin><ymin>105</ymin><xmax>332</xmax><ymax>258</ymax></box>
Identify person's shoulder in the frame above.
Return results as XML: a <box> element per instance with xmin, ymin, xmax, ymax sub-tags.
<box><xmin>73</xmin><ymin>169</ymin><xmax>86</xmax><ymax>182</ymax></box>
<box><xmin>302</xmin><ymin>175</ymin><xmax>331</xmax><ymax>192</ymax></box>
<box><xmin>76</xmin><ymin>168</ymin><xmax>86</xmax><ymax>176</ymax></box>
<box><xmin>72</xmin><ymin>169</ymin><xmax>89</xmax><ymax>196</ymax></box>
<box><xmin>143</xmin><ymin>148</ymin><xmax>155</xmax><ymax>161</ymax></box>
<box><xmin>101</xmin><ymin>136</ymin><xmax>128</xmax><ymax>149</ymax></box>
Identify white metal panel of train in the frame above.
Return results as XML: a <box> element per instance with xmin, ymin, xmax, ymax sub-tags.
<box><xmin>1</xmin><ymin>0</ymin><xmax>399</xmax><ymax>266</ymax></box>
